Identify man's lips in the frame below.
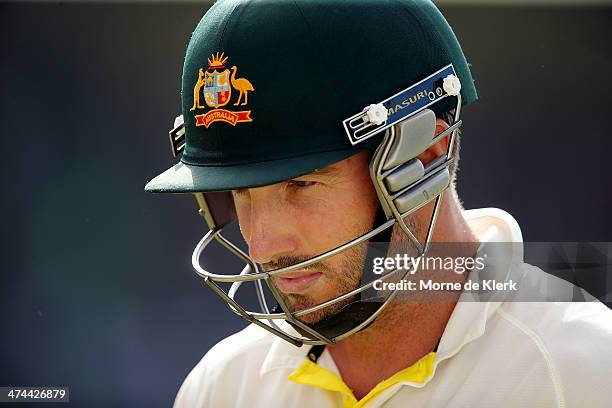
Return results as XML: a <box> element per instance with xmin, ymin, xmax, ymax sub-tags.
<box><xmin>274</xmin><ymin>271</ymin><xmax>322</xmax><ymax>293</ymax></box>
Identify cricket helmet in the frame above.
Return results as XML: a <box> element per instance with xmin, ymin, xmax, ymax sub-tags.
<box><xmin>145</xmin><ymin>0</ymin><xmax>477</xmax><ymax>346</ymax></box>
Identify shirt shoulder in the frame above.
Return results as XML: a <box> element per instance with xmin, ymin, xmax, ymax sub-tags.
<box><xmin>496</xmin><ymin>268</ymin><xmax>612</xmax><ymax>407</ymax></box>
<box><xmin>173</xmin><ymin>324</ymin><xmax>277</xmax><ymax>408</ymax></box>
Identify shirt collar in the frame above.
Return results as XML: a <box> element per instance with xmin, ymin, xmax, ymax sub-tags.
<box><xmin>260</xmin><ymin>322</ymin><xmax>307</xmax><ymax>376</ymax></box>
<box><xmin>435</xmin><ymin>208</ymin><xmax>524</xmax><ymax>363</ymax></box>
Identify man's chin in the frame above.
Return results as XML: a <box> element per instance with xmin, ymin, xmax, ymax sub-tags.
<box><xmin>294</xmin><ymin>309</ymin><xmax>330</xmax><ymax>325</ymax></box>
<box><xmin>285</xmin><ymin>300</ymin><xmax>325</xmax><ymax>324</ymax></box>
<box><xmin>277</xmin><ymin>297</ymin><xmax>328</xmax><ymax>325</ymax></box>
<box><xmin>275</xmin><ymin>285</ymin><xmax>361</xmax><ymax>326</ymax></box>
<box><xmin>286</xmin><ymin>297</ymin><xmax>355</xmax><ymax>325</ymax></box>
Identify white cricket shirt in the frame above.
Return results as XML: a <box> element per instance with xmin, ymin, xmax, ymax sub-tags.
<box><xmin>174</xmin><ymin>208</ymin><xmax>612</xmax><ymax>407</ymax></box>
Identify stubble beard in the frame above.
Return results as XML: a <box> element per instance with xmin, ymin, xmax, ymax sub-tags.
<box><xmin>271</xmin><ymin>215</ymin><xmax>424</xmax><ymax>325</ymax></box>
<box><xmin>269</xmin><ymin>245</ymin><xmax>367</xmax><ymax>325</ymax></box>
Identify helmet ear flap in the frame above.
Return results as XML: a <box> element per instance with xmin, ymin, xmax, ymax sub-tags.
<box><xmin>370</xmin><ymin>108</ymin><xmax>451</xmax><ymax>237</ymax></box>
<box><xmin>194</xmin><ymin>192</ymin><xmax>237</xmax><ymax>230</ymax></box>
<box><xmin>382</xmin><ymin>109</ymin><xmax>436</xmax><ymax>171</ymax></box>
<box><xmin>370</xmin><ymin>109</ymin><xmax>440</xmax><ymax>218</ymax></box>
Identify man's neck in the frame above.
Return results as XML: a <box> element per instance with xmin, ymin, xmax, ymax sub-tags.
<box><xmin>326</xmin><ymin>192</ymin><xmax>478</xmax><ymax>399</ymax></box>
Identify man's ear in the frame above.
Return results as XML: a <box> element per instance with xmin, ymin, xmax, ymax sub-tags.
<box><xmin>416</xmin><ymin>118</ymin><xmax>450</xmax><ymax>165</ymax></box>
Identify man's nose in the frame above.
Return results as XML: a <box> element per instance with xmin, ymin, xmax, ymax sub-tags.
<box><xmin>246</xmin><ymin>192</ymin><xmax>299</xmax><ymax>265</ymax></box>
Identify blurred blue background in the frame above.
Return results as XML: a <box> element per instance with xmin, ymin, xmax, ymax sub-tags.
<box><xmin>1</xmin><ymin>1</ymin><xmax>611</xmax><ymax>407</ymax></box>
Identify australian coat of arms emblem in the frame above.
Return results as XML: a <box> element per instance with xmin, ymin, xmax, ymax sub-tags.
<box><xmin>190</xmin><ymin>52</ymin><xmax>254</xmax><ymax>128</ymax></box>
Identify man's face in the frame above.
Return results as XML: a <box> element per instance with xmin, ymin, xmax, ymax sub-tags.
<box><xmin>232</xmin><ymin>151</ymin><xmax>379</xmax><ymax>324</ymax></box>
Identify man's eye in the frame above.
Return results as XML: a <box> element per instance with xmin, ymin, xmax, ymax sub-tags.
<box><xmin>288</xmin><ymin>180</ymin><xmax>316</xmax><ymax>188</ymax></box>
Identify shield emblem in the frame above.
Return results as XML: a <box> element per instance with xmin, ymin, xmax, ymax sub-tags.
<box><xmin>204</xmin><ymin>69</ymin><xmax>232</xmax><ymax>108</ymax></box>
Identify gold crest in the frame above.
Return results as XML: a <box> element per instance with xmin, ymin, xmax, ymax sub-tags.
<box><xmin>191</xmin><ymin>52</ymin><xmax>254</xmax><ymax>128</ymax></box>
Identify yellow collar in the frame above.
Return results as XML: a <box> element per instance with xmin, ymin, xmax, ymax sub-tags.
<box><xmin>288</xmin><ymin>351</ymin><xmax>436</xmax><ymax>408</ymax></box>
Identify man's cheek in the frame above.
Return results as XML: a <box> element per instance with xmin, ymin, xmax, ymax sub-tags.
<box><xmin>303</xmin><ymin>211</ymin><xmax>347</xmax><ymax>250</ymax></box>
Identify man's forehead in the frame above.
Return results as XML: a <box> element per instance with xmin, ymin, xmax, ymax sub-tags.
<box><xmin>304</xmin><ymin>151</ymin><xmax>370</xmax><ymax>178</ymax></box>
<box><xmin>304</xmin><ymin>164</ymin><xmax>342</xmax><ymax>177</ymax></box>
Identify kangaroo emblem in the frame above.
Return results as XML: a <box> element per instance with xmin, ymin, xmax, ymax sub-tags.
<box><xmin>192</xmin><ymin>52</ymin><xmax>254</xmax><ymax>128</ymax></box>
<box><xmin>190</xmin><ymin>68</ymin><xmax>207</xmax><ymax>111</ymax></box>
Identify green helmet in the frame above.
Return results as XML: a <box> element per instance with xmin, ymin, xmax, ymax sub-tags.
<box><xmin>145</xmin><ymin>0</ymin><xmax>476</xmax><ymax>193</ymax></box>
<box><xmin>145</xmin><ymin>0</ymin><xmax>477</xmax><ymax>347</ymax></box>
